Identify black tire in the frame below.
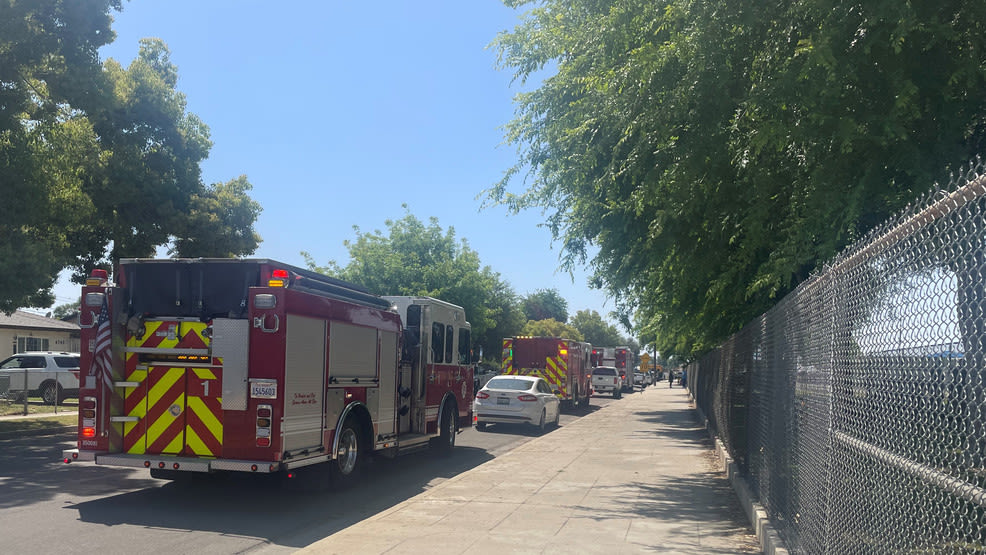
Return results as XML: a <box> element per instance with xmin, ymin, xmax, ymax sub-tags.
<box><xmin>331</xmin><ymin>417</ymin><xmax>364</xmax><ymax>489</ymax></box>
<box><xmin>535</xmin><ymin>409</ymin><xmax>547</xmax><ymax>435</ymax></box>
<box><xmin>553</xmin><ymin>408</ymin><xmax>561</xmax><ymax>428</ymax></box>
<box><xmin>432</xmin><ymin>403</ymin><xmax>457</xmax><ymax>452</ymax></box>
<box><xmin>40</xmin><ymin>382</ymin><xmax>62</xmax><ymax>405</ymax></box>
<box><xmin>614</xmin><ymin>389</ymin><xmax>621</xmax><ymax>399</ymax></box>
<box><xmin>476</xmin><ymin>422</ymin><xmax>487</xmax><ymax>431</ymax></box>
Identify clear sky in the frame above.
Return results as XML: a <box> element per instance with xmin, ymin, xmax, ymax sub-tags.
<box><xmin>40</xmin><ymin>0</ymin><xmax>619</xmax><ymax>326</ymax></box>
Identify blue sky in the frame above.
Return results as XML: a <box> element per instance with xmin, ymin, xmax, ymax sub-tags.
<box><xmin>41</xmin><ymin>0</ymin><xmax>618</xmax><ymax>325</ymax></box>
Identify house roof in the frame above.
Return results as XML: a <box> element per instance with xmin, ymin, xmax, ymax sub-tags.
<box><xmin>0</xmin><ymin>310</ymin><xmax>80</xmax><ymax>332</ymax></box>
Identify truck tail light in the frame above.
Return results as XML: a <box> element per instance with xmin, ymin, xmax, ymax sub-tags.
<box><xmin>256</xmin><ymin>404</ymin><xmax>272</xmax><ymax>447</ymax></box>
<box><xmin>517</xmin><ymin>394</ymin><xmax>537</xmax><ymax>402</ymax></box>
<box><xmin>268</xmin><ymin>269</ymin><xmax>289</xmax><ymax>287</ymax></box>
<box><xmin>81</xmin><ymin>396</ymin><xmax>97</xmax><ymax>438</ymax></box>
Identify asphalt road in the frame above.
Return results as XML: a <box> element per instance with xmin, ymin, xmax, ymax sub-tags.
<box><xmin>0</xmin><ymin>393</ymin><xmax>626</xmax><ymax>554</ymax></box>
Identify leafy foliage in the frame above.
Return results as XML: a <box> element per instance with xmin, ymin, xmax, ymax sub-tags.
<box><xmin>0</xmin><ymin>3</ymin><xmax>261</xmax><ymax>313</ymax></box>
<box><xmin>569</xmin><ymin>309</ymin><xmax>624</xmax><ymax>346</ymax></box>
<box><xmin>490</xmin><ymin>0</ymin><xmax>986</xmax><ymax>358</ymax></box>
<box><xmin>521</xmin><ymin>288</ymin><xmax>569</xmax><ymax>323</ymax></box>
<box><xmin>304</xmin><ymin>210</ymin><xmax>520</xmax><ymax>357</ymax></box>
<box><xmin>521</xmin><ymin>318</ymin><xmax>583</xmax><ymax>341</ymax></box>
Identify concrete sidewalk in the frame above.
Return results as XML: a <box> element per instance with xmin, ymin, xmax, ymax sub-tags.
<box><xmin>301</xmin><ymin>386</ymin><xmax>760</xmax><ymax>554</ymax></box>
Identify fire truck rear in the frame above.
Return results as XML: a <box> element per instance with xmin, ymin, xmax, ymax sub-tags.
<box><xmin>62</xmin><ymin>258</ymin><xmax>473</xmax><ymax>487</ymax></box>
<box><xmin>615</xmin><ymin>346</ymin><xmax>633</xmax><ymax>392</ymax></box>
<box><xmin>501</xmin><ymin>336</ymin><xmax>591</xmax><ymax>411</ymax></box>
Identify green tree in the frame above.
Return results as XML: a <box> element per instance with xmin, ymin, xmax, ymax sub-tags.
<box><xmin>0</xmin><ymin>0</ymin><xmax>121</xmax><ymax>312</ymax></box>
<box><xmin>169</xmin><ymin>176</ymin><xmax>263</xmax><ymax>258</ymax></box>
<box><xmin>521</xmin><ymin>318</ymin><xmax>583</xmax><ymax>341</ymax></box>
<box><xmin>569</xmin><ymin>309</ymin><xmax>623</xmax><ymax>347</ymax></box>
<box><xmin>52</xmin><ymin>298</ymin><xmax>81</xmax><ymax>320</ymax></box>
<box><xmin>490</xmin><ymin>0</ymin><xmax>986</xmax><ymax>358</ymax></box>
<box><xmin>1</xmin><ymin>3</ymin><xmax>261</xmax><ymax>313</ymax></box>
<box><xmin>521</xmin><ymin>288</ymin><xmax>569</xmax><ymax>323</ymax></box>
<box><xmin>304</xmin><ymin>210</ymin><xmax>516</xmax><ymax>356</ymax></box>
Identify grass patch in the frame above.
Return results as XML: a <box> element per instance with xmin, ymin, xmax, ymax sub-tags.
<box><xmin>0</xmin><ymin>414</ymin><xmax>76</xmax><ymax>437</ymax></box>
<box><xmin>0</xmin><ymin>398</ymin><xmax>78</xmax><ymax>417</ymax></box>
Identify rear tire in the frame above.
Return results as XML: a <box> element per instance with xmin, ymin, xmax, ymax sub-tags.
<box><xmin>553</xmin><ymin>408</ymin><xmax>560</xmax><ymax>428</ymax></box>
<box><xmin>40</xmin><ymin>382</ymin><xmax>62</xmax><ymax>405</ymax></box>
<box><xmin>331</xmin><ymin>416</ymin><xmax>364</xmax><ymax>489</ymax></box>
<box><xmin>614</xmin><ymin>389</ymin><xmax>621</xmax><ymax>399</ymax></box>
<box><xmin>431</xmin><ymin>402</ymin><xmax>456</xmax><ymax>453</ymax></box>
<box><xmin>476</xmin><ymin>422</ymin><xmax>487</xmax><ymax>431</ymax></box>
<box><xmin>535</xmin><ymin>409</ymin><xmax>547</xmax><ymax>435</ymax></box>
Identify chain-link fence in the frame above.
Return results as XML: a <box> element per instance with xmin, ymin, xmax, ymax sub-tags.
<box><xmin>689</xmin><ymin>158</ymin><xmax>986</xmax><ymax>553</ymax></box>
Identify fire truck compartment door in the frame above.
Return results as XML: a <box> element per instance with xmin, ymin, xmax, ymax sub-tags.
<box><xmin>283</xmin><ymin>315</ymin><xmax>325</xmax><ymax>453</ymax></box>
<box><xmin>212</xmin><ymin>318</ymin><xmax>249</xmax><ymax>410</ymax></box>
<box><xmin>144</xmin><ymin>366</ymin><xmax>223</xmax><ymax>457</ymax></box>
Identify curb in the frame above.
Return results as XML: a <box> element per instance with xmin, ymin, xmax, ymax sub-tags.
<box><xmin>693</xmin><ymin>398</ymin><xmax>791</xmax><ymax>555</ymax></box>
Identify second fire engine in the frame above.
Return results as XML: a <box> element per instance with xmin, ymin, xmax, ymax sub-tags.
<box><xmin>501</xmin><ymin>336</ymin><xmax>592</xmax><ymax>411</ymax></box>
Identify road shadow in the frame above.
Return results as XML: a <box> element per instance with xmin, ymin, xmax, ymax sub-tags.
<box><xmin>61</xmin><ymin>444</ymin><xmax>494</xmax><ymax>549</ymax></box>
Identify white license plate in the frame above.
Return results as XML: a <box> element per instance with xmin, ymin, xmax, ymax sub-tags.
<box><xmin>497</xmin><ymin>397</ymin><xmax>509</xmax><ymax>405</ymax></box>
<box><xmin>250</xmin><ymin>380</ymin><xmax>277</xmax><ymax>399</ymax></box>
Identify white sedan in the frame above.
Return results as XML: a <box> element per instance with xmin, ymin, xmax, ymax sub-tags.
<box><xmin>473</xmin><ymin>375</ymin><xmax>561</xmax><ymax>434</ymax></box>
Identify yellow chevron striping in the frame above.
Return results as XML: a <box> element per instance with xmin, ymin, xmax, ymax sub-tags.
<box><xmin>187</xmin><ymin>395</ymin><xmax>222</xmax><ymax>444</ymax></box>
<box><xmin>123</xmin><ymin>368</ymin><xmax>148</xmax><ymax>454</ymax></box>
<box><xmin>183</xmin><ymin>426</ymin><xmax>215</xmax><ymax>458</ymax></box>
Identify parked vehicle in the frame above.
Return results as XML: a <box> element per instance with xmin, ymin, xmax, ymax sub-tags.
<box><xmin>591</xmin><ymin>366</ymin><xmax>621</xmax><ymax>398</ymax></box>
<box><xmin>615</xmin><ymin>347</ymin><xmax>634</xmax><ymax>392</ymax></box>
<box><xmin>618</xmin><ymin>368</ymin><xmax>630</xmax><ymax>392</ymax></box>
<box><xmin>474</xmin><ymin>375</ymin><xmax>560</xmax><ymax>434</ymax></box>
<box><xmin>62</xmin><ymin>259</ymin><xmax>473</xmax><ymax>487</ymax></box>
<box><xmin>501</xmin><ymin>336</ymin><xmax>592</xmax><ymax>411</ymax></box>
<box><xmin>0</xmin><ymin>351</ymin><xmax>80</xmax><ymax>404</ymax></box>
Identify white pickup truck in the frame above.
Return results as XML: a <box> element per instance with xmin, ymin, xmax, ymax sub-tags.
<box><xmin>590</xmin><ymin>366</ymin><xmax>622</xmax><ymax>398</ymax></box>
<box><xmin>0</xmin><ymin>351</ymin><xmax>80</xmax><ymax>405</ymax></box>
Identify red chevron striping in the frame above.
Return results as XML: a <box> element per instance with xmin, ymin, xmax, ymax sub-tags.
<box><xmin>186</xmin><ymin>408</ymin><xmax>222</xmax><ymax>456</ymax></box>
<box><xmin>146</xmin><ymin>373</ymin><xmax>185</xmax><ymax>423</ymax></box>
<box><xmin>147</xmin><ymin>415</ymin><xmax>185</xmax><ymax>454</ymax></box>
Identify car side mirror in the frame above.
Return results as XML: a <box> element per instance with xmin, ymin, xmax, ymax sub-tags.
<box><xmin>552</xmin><ymin>388</ymin><xmax>561</xmax><ymax>395</ymax></box>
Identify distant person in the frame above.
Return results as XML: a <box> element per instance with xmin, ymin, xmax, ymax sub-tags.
<box><xmin>668</xmin><ymin>370</ymin><xmax>673</xmax><ymax>388</ymax></box>
<box><xmin>681</xmin><ymin>369</ymin><xmax>687</xmax><ymax>388</ymax></box>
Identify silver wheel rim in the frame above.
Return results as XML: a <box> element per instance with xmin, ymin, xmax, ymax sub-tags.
<box><xmin>445</xmin><ymin>410</ymin><xmax>455</xmax><ymax>446</ymax></box>
<box><xmin>337</xmin><ymin>427</ymin><xmax>359</xmax><ymax>475</ymax></box>
<box><xmin>42</xmin><ymin>384</ymin><xmax>56</xmax><ymax>404</ymax></box>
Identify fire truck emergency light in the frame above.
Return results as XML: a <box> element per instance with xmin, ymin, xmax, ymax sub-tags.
<box><xmin>268</xmin><ymin>268</ymin><xmax>290</xmax><ymax>287</ymax></box>
<box><xmin>86</xmin><ymin>269</ymin><xmax>109</xmax><ymax>286</ymax></box>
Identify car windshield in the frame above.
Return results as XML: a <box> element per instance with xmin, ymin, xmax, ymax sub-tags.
<box><xmin>485</xmin><ymin>378</ymin><xmax>534</xmax><ymax>391</ymax></box>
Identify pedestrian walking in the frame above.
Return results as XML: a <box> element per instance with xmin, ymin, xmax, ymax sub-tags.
<box><xmin>668</xmin><ymin>370</ymin><xmax>674</xmax><ymax>388</ymax></box>
<box><xmin>681</xmin><ymin>368</ymin><xmax>687</xmax><ymax>388</ymax></box>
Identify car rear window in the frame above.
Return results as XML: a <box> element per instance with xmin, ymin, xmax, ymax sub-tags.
<box><xmin>54</xmin><ymin>356</ymin><xmax>80</xmax><ymax>368</ymax></box>
<box><xmin>593</xmin><ymin>368</ymin><xmax>616</xmax><ymax>376</ymax></box>
<box><xmin>485</xmin><ymin>378</ymin><xmax>534</xmax><ymax>391</ymax></box>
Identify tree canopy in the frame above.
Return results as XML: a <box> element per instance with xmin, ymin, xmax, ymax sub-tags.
<box><xmin>489</xmin><ymin>0</ymin><xmax>986</xmax><ymax>358</ymax></box>
<box><xmin>303</xmin><ymin>210</ymin><xmax>517</xmax><ymax>358</ymax></box>
<box><xmin>521</xmin><ymin>288</ymin><xmax>569</xmax><ymax>323</ymax></box>
<box><xmin>569</xmin><ymin>309</ymin><xmax>624</xmax><ymax>347</ymax></box>
<box><xmin>1</xmin><ymin>2</ymin><xmax>261</xmax><ymax>313</ymax></box>
<box><xmin>521</xmin><ymin>318</ymin><xmax>583</xmax><ymax>341</ymax></box>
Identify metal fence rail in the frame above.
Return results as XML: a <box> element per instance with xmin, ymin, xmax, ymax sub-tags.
<box><xmin>689</xmin><ymin>158</ymin><xmax>986</xmax><ymax>553</ymax></box>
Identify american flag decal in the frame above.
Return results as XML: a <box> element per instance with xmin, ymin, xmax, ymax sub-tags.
<box><xmin>93</xmin><ymin>297</ymin><xmax>113</xmax><ymax>388</ymax></box>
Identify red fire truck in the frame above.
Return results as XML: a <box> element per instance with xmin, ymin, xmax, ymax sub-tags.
<box><xmin>62</xmin><ymin>258</ymin><xmax>473</xmax><ymax>487</ymax></box>
<box><xmin>501</xmin><ymin>336</ymin><xmax>591</xmax><ymax>411</ymax></box>
<box><xmin>615</xmin><ymin>346</ymin><xmax>633</xmax><ymax>392</ymax></box>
